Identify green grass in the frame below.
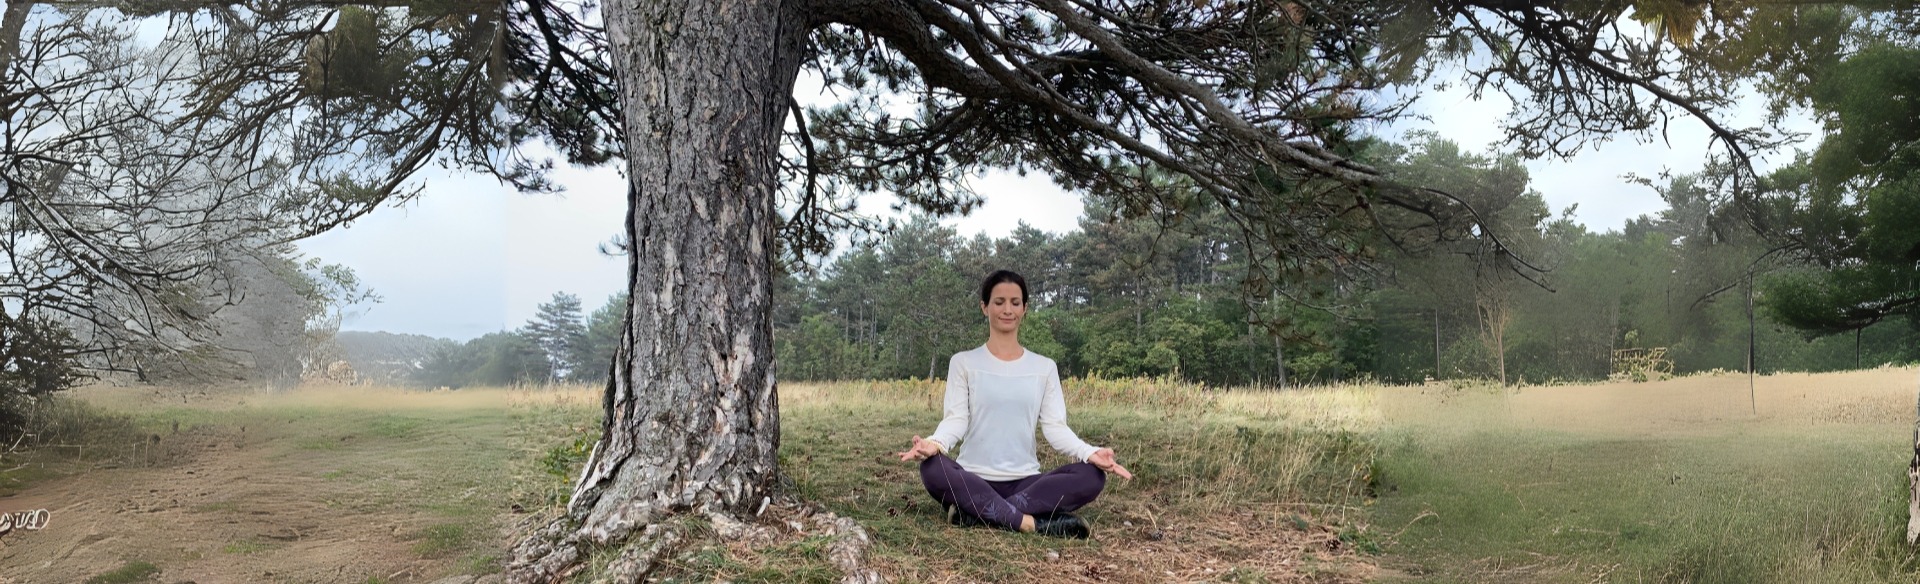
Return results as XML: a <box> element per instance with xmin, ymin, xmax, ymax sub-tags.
<box><xmin>0</xmin><ymin>395</ymin><xmax>147</xmax><ymax>495</ymax></box>
<box><xmin>1370</xmin><ymin>425</ymin><xmax>1920</xmax><ymax>583</ymax></box>
<box><xmin>660</xmin><ymin>535</ymin><xmax>843</xmax><ymax>584</ymax></box>
<box><xmin>83</xmin><ymin>560</ymin><xmax>161</xmax><ymax>584</ymax></box>
<box><xmin>221</xmin><ymin>537</ymin><xmax>274</xmax><ymax>555</ymax></box>
<box><xmin>192</xmin><ymin>500</ymin><xmax>240</xmax><ymax>513</ymax></box>
<box><xmin>459</xmin><ymin>551</ymin><xmax>503</xmax><ymax>574</ymax></box>
<box><xmin>412</xmin><ymin>523</ymin><xmax>472</xmax><ymax>557</ymax></box>
<box><xmin>366</xmin><ymin>415</ymin><xmax>424</xmax><ymax>438</ymax></box>
<box><xmin>0</xmin><ymin>463</ymin><xmax>62</xmax><ymax>498</ymax></box>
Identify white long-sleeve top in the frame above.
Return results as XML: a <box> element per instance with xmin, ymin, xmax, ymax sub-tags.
<box><xmin>924</xmin><ymin>345</ymin><xmax>1102</xmax><ymax>481</ymax></box>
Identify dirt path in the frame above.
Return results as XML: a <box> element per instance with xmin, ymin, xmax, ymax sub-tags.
<box><xmin>0</xmin><ymin>386</ymin><xmax>533</xmax><ymax>584</ymax></box>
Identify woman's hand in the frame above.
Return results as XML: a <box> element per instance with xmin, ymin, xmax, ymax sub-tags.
<box><xmin>896</xmin><ymin>435</ymin><xmax>941</xmax><ymax>462</ymax></box>
<box><xmin>1088</xmin><ymin>448</ymin><xmax>1134</xmax><ymax>480</ymax></box>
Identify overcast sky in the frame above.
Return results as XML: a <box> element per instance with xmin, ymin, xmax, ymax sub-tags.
<box><xmin>297</xmin><ymin>71</ymin><xmax>1817</xmax><ymax>341</ymax></box>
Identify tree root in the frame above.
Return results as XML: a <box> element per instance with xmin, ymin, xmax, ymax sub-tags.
<box><xmin>505</xmin><ymin>515</ymin><xmax>587</xmax><ymax>583</ymax></box>
<box><xmin>506</xmin><ymin>496</ymin><xmax>883</xmax><ymax>584</ymax></box>
<box><xmin>709</xmin><ymin>498</ymin><xmax>885</xmax><ymax>584</ymax></box>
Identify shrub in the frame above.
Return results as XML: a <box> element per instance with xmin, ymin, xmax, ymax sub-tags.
<box><xmin>0</xmin><ymin>315</ymin><xmax>84</xmax><ymax>439</ymax></box>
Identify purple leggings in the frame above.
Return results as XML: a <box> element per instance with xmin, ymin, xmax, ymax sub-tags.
<box><xmin>918</xmin><ymin>454</ymin><xmax>1106</xmax><ymax>530</ymax></box>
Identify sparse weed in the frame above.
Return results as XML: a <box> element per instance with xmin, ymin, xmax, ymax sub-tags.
<box><xmin>83</xmin><ymin>560</ymin><xmax>161</xmax><ymax>584</ymax></box>
<box><xmin>221</xmin><ymin>538</ymin><xmax>273</xmax><ymax>555</ymax></box>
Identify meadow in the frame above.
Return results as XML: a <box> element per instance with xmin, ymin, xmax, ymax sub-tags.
<box><xmin>1372</xmin><ymin>367</ymin><xmax>1920</xmax><ymax>583</ymax></box>
<box><xmin>0</xmin><ymin>367</ymin><xmax>1914</xmax><ymax>583</ymax></box>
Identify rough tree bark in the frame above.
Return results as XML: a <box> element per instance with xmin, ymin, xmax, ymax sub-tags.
<box><xmin>505</xmin><ymin>1</ymin><xmax>877</xmax><ymax>582</ymax></box>
<box><xmin>1910</xmin><ymin>388</ymin><xmax>1919</xmax><ymax>545</ymax></box>
<box><xmin>0</xmin><ymin>1</ymin><xmax>30</xmax><ymax>72</ymax></box>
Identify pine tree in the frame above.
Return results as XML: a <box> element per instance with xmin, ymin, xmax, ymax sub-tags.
<box><xmin>525</xmin><ymin>292</ymin><xmax>587</xmax><ymax>382</ymax></box>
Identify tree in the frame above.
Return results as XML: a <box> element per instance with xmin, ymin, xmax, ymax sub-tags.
<box><xmin>502</xmin><ymin>2</ymin><xmax>1916</xmax><ymax>578</ymax></box>
<box><xmin>0</xmin><ymin>314</ymin><xmax>82</xmax><ymax>438</ymax></box>
<box><xmin>191</xmin><ymin>252</ymin><xmax>345</xmax><ymax>388</ymax></box>
<box><xmin>1377</xmin><ymin>136</ymin><xmax>1547</xmax><ymax>384</ymax></box>
<box><xmin>472</xmin><ymin>331</ymin><xmax>556</xmax><ymax>386</ymax></box>
<box><xmin>875</xmin><ymin>218</ymin><xmax>977</xmax><ymax>378</ymax></box>
<box><xmin>290</xmin><ymin>257</ymin><xmax>381</xmax><ymax>381</ymax></box>
<box><xmin>64</xmin><ymin>245</ymin><xmax>372</xmax><ymax>389</ymax></box>
<box><xmin>1756</xmin><ymin>43</ymin><xmax>1920</xmax><ymax>335</ymax></box>
<box><xmin>2</xmin><ymin>1</ymin><xmax>1893</xmax><ymax>579</ymax></box>
<box><xmin>575</xmin><ymin>293</ymin><xmax>629</xmax><ymax>384</ymax></box>
<box><xmin>1</xmin><ymin>3</ymin><xmax>502</xmax><ymax>381</ymax></box>
<box><xmin>1721</xmin><ymin>27</ymin><xmax>1920</xmax><ymax>543</ymax></box>
<box><xmin>525</xmin><ymin>292</ymin><xmax>589</xmax><ymax>382</ymax></box>
<box><xmin>333</xmin><ymin>331</ymin><xmax>457</xmax><ymax>386</ymax></box>
<box><xmin>416</xmin><ymin>331</ymin><xmax>553</xmax><ymax>388</ymax></box>
<box><xmin>807</xmin><ymin>244</ymin><xmax>889</xmax><ymax>378</ymax></box>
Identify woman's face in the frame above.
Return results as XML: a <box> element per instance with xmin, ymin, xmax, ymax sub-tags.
<box><xmin>981</xmin><ymin>282</ymin><xmax>1026</xmax><ymax>335</ymax></box>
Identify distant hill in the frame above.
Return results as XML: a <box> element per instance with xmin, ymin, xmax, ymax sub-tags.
<box><xmin>333</xmin><ymin>331</ymin><xmax>458</xmax><ymax>385</ymax></box>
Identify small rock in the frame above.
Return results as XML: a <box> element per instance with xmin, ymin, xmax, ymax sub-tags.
<box><xmin>1147</xmin><ymin>530</ymin><xmax>1165</xmax><ymax>541</ymax></box>
<box><xmin>1122</xmin><ymin>520</ymin><xmax>1132</xmax><ymax>527</ymax></box>
<box><xmin>1045</xmin><ymin>550</ymin><xmax>1060</xmax><ymax>561</ymax></box>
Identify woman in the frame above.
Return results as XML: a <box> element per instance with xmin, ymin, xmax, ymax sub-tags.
<box><xmin>896</xmin><ymin>270</ymin><xmax>1134</xmax><ymax>539</ymax></box>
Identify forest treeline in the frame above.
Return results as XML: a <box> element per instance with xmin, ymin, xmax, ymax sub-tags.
<box><xmin>773</xmin><ymin>134</ymin><xmax>1917</xmax><ymax>386</ymax></box>
<box><xmin>395</xmin><ymin>137</ymin><xmax>1917</xmax><ymax>389</ymax></box>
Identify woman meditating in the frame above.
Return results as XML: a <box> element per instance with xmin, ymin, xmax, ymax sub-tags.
<box><xmin>896</xmin><ymin>270</ymin><xmax>1134</xmax><ymax>539</ymax></box>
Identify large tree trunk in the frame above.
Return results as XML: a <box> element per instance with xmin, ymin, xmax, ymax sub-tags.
<box><xmin>507</xmin><ymin>1</ymin><xmax>854</xmax><ymax>581</ymax></box>
<box><xmin>1910</xmin><ymin>430</ymin><xmax>1920</xmax><ymax>544</ymax></box>
<box><xmin>1910</xmin><ymin>388</ymin><xmax>1920</xmax><ymax>545</ymax></box>
<box><xmin>0</xmin><ymin>1</ymin><xmax>31</xmax><ymax>73</ymax></box>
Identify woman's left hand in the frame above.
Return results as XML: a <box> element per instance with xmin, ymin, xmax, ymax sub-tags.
<box><xmin>1088</xmin><ymin>448</ymin><xmax>1134</xmax><ymax>480</ymax></box>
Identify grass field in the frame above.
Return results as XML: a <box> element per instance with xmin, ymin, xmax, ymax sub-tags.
<box><xmin>0</xmin><ymin>385</ymin><xmax>557</xmax><ymax>583</ymax></box>
<box><xmin>1371</xmin><ymin>367</ymin><xmax>1920</xmax><ymax>583</ymax></box>
<box><xmin>0</xmin><ymin>367</ymin><xmax>1915</xmax><ymax>583</ymax></box>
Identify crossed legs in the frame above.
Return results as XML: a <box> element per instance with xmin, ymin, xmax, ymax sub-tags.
<box><xmin>918</xmin><ymin>454</ymin><xmax>1106</xmax><ymax>530</ymax></box>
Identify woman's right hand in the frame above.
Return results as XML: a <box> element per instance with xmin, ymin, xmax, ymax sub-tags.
<box><xmin>896</xmin><ymin>435</ymin><xmax>941</xmax><ymax>462</ymax></box>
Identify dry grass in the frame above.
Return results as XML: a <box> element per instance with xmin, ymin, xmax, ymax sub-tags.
<box><xmin>1371</xmin><ymin>366</ymin><xmax>1920</xmax><ymax>583</ymax></box>
<box><xmin>778</xmin><ymin>377</ymin><xmax>1384</xmax><ymax>583</ymax></box>
<box><xmin>22</xmin><ymin>366</ymin><xmax>1910</xmax><ymax>583</ymax></box>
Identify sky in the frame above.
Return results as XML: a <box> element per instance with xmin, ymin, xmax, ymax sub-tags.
<box><xmin>297</xmin><ymin>70</ymin><xmax>1818</xmax><ymax>342</ymax></box>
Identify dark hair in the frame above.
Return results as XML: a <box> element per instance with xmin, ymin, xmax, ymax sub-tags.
<box><xmin>978</xmin><ymin>270</ymin><xmax>1029</xmax><ymax>306</ymax></box>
